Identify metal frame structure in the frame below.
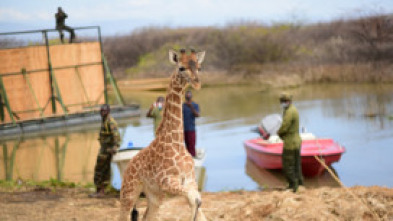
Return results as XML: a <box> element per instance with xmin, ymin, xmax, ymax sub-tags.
<box><xmin>0</xmin><ymin>26</ymin><xmax>124</xmax><ymax>124</ymax></box>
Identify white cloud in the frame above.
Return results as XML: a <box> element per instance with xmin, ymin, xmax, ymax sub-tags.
<box><xmin>36</xmin><ymin>11</ymin><xmax>52</xmax><ymax>21</ymax></box>
<box><xmin>0</xmin><ymin>8</ymin><xmax>31</xmax><ymax>21</ymax></box>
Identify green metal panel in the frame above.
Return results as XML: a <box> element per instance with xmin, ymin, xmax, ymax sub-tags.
<box><xmin>0</xmin><ymin>76</ymin><xmax>15</xmax><ymax>124</ymax></box>
<box><xmin>0</xmin><ymin>92</ymin><xmax>4</xmax><ymax>122</ymax></box>
<box><xmin>102</xmin><ymin>56</ymin><xmax>125</xmax><ymax>106</ymax></box>
<box><xmin>22</xmin><ymin>68</ymin><xmax>44</xmax><ymax>117</ymax></box>
<box><xmin>74</xmin><ymin>67</ymin><xmax>92</xmax><ymax>106</ymax></box>
<box><xmin>97</xmin><ymin>26</ymin><xmax>108</xmax><ymax>104</ymax></box>
<box><xmin>50</xmin><ymin>68</ymin><xmax>68</xmax><ymax>115</ymax></box>
<box><xmin>43</xmin><ymin>31</ymin><xmax>57</xmax><ymax>114</ymax></box>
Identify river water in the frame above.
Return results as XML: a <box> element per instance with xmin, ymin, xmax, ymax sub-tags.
<box><xmin>1</xmin><ymin>84</ymin><xmax>393</xmax><ymax>191</ymax></box>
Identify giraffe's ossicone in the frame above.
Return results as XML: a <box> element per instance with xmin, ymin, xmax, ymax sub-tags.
<box><xmin>119</xmin><ymin>49</ymin><xmax>207</xmax><ymax>221</ymax></box>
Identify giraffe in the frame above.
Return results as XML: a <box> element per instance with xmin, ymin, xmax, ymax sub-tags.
<box><xmin>119</xmin><ymin>48</ymin><xmax>207</xmax><ymax>221</ymax></box>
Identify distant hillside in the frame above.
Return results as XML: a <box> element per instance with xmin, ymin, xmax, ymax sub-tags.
<box><xmin>103</xmin><ymin>14</ymin><xmax>393</xmax><ymax>83</ymax></box>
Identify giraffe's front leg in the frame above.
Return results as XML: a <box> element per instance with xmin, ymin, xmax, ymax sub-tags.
<box><xmin>161</xmin><ymin>177</ymin><xmax>206</xmax><ymax>221</ymax></box>
<box><xmin>185</xmin><ymin>187</ymin><xmax>207</xmax><ymax>221</ymax></box>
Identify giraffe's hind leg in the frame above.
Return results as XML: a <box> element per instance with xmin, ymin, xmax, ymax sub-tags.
<box><xmin>142</xmin><ymin>187</ymin><xmax>163</xmax><ymax>221</ymax></box>
<box><xmin>119</xmin><ymin>179</ymin><xmax>142</xmax><ymax>221</ymax></box>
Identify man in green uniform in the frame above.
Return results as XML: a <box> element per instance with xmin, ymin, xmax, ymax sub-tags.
<box><xmin>55</xmin><ymin>7</ymin><xmax>76</xmax><ymax>43</ymax></box>
<box><xmin>90</xmin><ymin>104</ymin><xmax>120</xmax><ymax>198</ymax></box>
<box><xmin>277</xmin><ymin>93</ymin><xmax>303</xmax><ymax>192</ymax></box>
<box><xmin>146</xmin><ymin>96</ymin><xmax>165</xmax><ymax>136</ymax></box>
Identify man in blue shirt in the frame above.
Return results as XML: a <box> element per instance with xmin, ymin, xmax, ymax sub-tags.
<box><xmin>182</xmin><ymin>90</ymin><xmax>200</xmax><ymax>157</ymax></box>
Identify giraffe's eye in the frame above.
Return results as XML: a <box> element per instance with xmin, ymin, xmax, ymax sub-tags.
<box><xmin>179</xmin><ymin>67</ymin><xmax>186</xmax><ymax>72</ymax></box>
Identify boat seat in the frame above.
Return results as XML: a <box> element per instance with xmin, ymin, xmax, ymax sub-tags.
<box><xmin>300</xmin><ymin>133</ymin><xmax>316</xmax><ymax>140</ymax></box>
<box><xmin>267</xmin><ymin>133</ymin><xmax>316</xmax><ymax>143</ymax></box>
<box><xmin>267</xmin><ymin>135</ymin><xmax>282</xmax><ymax>143</ymax></box>
<box><xmin>195</xmin><ymin>149</ymin><xmax>205</xmax><ymax>160</ymax></box>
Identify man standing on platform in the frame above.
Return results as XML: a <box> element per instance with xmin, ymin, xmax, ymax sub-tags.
<box><xmin>277</xmin><ymin>93</ymin><xmax>303</xmax><ymax>193</ymax></box>
<box><xmin>182</xmin><ymin>90</ymin><xmax>200</xmax><ymax>157</ymax></box>
<box><xmin>55</xmin><ymin>7</ymin><xmax>76</xmax><ymax>43</ymax></box>
<box><xmin>90</xmin><ymin>104</ymin><xmax>120</xmax><ymax>198</ymax></box>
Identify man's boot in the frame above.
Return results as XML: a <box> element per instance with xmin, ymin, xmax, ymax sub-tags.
<box><xmin>89</xmin><ymin>186</ymin><xmax>105</xmax><ymax>198</ymax></box>
<box><xmin>292</xmin><ymin>180</ymin><xmax>299</xmax><ymax>193</ymax></box>
<box><xmin>70</xmin><ymin>32</ymin><xmax>76</xmax><ymax>43</ymax></box>
<box><xmin>60</xmin><ymin>34</ymin><xmax>64</xmax><ymax>44</ymax></box>
<box><xmin>89</xmin><ymin>187</ymin><xmax>100</xmax><ymax>198</ymax></box>
<box><xmin>97</xmin><ymin>186</ymin><xmax>106</xmax><ymax>197</ymax></box>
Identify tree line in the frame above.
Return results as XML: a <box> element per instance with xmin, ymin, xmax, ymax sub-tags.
<box><xmin>102</xmin><ymin>14</ymin><xmax>393</xmax><ymax>79</ymax></box>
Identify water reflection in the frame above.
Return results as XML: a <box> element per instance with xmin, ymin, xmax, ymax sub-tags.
<box><xmin>0</xmin><ymin>132</ymin><xmax>100</xmax><ymax>184</ymax></box>
<box><xmin>2</xmin><ymin>140</ymin><xmax>20</xmax><ymax>181</ymax></box>
<box><xmin>245</xmin><ymin>159</ymin><xmax>340</xmax><ymax>190</ymax></box>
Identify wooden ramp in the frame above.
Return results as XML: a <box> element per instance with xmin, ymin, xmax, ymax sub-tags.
<box><xmin>0</xmin><ymin>42</ymin><xmax>105</xmax><ymax>123</ymax></box>
<box><xmin>0</xmin><ymin>27</ymin><xmax>132</xmax><ymax>136</ymax></box>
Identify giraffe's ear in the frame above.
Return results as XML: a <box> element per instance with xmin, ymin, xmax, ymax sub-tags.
<box><xmin>169</xmin><ymin>50</ymin><xmax>178</xmax><ymax>65</ymax></box>
<box><xmin>196</xmin><ymin>51</ymin><xmax>206</xmax><ymax>65</ymax></box>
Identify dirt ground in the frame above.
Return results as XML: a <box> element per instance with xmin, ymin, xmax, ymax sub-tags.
<box><xmin>0</xmin><ymin>185</ymin><xmax>392</xmax><ymax>221</ymax></box>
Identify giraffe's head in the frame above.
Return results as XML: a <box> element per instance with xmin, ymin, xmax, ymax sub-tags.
<box><xmin>169</xmin><ymin>48</ymin><xmax>206</xmax><ymax>90</ymax></box>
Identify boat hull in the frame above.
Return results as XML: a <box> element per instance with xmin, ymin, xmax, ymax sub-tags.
<box><xmin>112</xmin><ymin>147</ymin><xmax>206</xmax><ymax>190</ymax></box>
<box><xmin>244</xmin><ymin>138</ymin><xmax>345</xmax><ymax>177</ymax></box>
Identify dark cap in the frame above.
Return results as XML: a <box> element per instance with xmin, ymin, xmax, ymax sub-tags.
<box><xmin>100</xmin><ymin>104</ymin><xmax>110</xmax><ymax>112</ymax></box>
<box><xmin>279</xmin><ymin>92</ymin><xmax>292</xmax><ymax>102</ymax></box>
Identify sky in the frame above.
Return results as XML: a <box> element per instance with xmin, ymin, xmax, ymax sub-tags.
<box><xmin>0</xmin><ymin>0</ymin><xmax>392</xmax><ymax>36</ymax></box>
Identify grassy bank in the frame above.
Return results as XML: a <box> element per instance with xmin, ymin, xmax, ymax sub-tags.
<box><xmin>0</xmin><ymin>179</ymin><xmax>93</xmax><ymax>192</ymax></box>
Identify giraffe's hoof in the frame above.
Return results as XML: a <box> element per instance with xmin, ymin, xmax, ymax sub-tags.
<box><xmin>196</xmin><ymin>198</ymin><xmax>202</xmax><ymax>207</ymax></box>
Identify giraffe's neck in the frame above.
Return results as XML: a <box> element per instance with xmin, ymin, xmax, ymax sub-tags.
<box><xmin>155</xmin><ymin>73</ymin><xmax>185</xmax><ymax>137</ymax></box>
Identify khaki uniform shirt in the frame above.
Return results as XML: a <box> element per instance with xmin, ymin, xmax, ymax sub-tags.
<box><xmin>277</xmin><ymin>104</ymin><xmax>301</xmax><ymax>150</ymax></box>
<box><xmin>99</xmin><ymin>115</ymin><xmax>120</xmax><ymax>153</ymax></box>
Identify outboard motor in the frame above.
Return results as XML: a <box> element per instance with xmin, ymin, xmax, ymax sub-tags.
<box><xmin>258</xmin><ymin>114</ymin><xmax>282</xmax><ymax>140</ymax></box>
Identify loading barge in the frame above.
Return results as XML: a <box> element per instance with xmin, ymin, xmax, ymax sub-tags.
<box><xmin>0</xmin><ymin>26</ymin><xmax>140</xmax><ymax>139</ymax></box>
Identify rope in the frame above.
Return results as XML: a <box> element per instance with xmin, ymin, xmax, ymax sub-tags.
<box><xmin>313</xmin><ymin>155</ymin><xmax>381</xmax><ymax>221</ymax></box>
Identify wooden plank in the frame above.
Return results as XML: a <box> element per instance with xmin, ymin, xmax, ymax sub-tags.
<box><xmin>0</xmin><ymin>46</ymin><xmax>51</xmax><ymax>122</ymax></box>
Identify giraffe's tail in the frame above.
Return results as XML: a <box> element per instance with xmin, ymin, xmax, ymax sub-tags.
<box><xmin>131</xmin><ymin>206</ymin><xmax>138</xmax><ymax>221</ymax></box>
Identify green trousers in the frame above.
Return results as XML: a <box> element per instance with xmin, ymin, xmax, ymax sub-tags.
<box><xmin>56</xmin><ymin>25</ymin><xmax>75</xmax><ymax>43</ymax></box>
<box><xmin>93</xmin><ymin>147</ymin><xmax>113</xmax><ymax>188</ymax></box>
<box><xmin>282</xmin><ymin>148</ymin><xmax>304</xmax><ymax>191</ymax></box>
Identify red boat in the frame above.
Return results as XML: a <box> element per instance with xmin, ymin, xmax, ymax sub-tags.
<box><xmin>244</xmin><ymin>133</ymin><xmax>346</xmax><ymax>177</ymax></box>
